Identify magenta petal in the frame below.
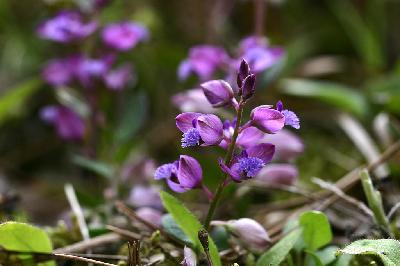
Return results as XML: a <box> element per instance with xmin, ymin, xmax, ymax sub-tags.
<box><xmin>247</xmin><ymin>143</ymin><xmax>275</xmax><ymax>164</ymax></box>
<box><xmin>167</xmin><ymin>179</ymin><xmax>189</xmax><ymax>193</ymax></box>
<box><xmin>177</xmin><ymin>155</ymin><xmax>202</xmax><ymax>189</ymax></box>
<box><xmin>218</xmin><ymin>158</ymin><xmax>241</xmax><ymax>182</ymax></box>
<box><xmin>236</xmin><ymin>127</ymin><xmax>264</xmax><ymax>149</ymax></box>
<box><xmin>175</xmin><ymin>112</ymin><xmax>202</xmax><ymax>133</ymax></box>
<box><xmin>200</xmin><ymin>80</ymin><xmax>233</xmax><ymax>107</ymax></box>
<box><xmin>197</xmin><ymin>114</ymin><xmax>223</xmax><ymax>145</ymax></box>
<box><xmin>250</xmin><ymin>105</ymin><xmax>285</xmax><ymax>134</ymax></box>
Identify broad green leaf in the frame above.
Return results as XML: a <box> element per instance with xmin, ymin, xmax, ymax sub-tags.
<box><xmin>280</xmin><ymin>79</ymin><xmax>368</xmax><ymax>117</ymax></box>
<box><xmin>160</xmin><ymin>191</ymin><xmax>221</xmax><ymax>266</ymax></box>
<box><xmin>0</xmin><ymin>78</ymin><xmax>42</xmax><ymax>124</ymax></box>
<box><xmin>256</xmin><ymin>229</ymin><xmax>302</xmax><ymax>266</ymax></box>
<box><xmin>337</xmin><ymin>239</ymin><xmax>400</xmax><ymax>266</ymax></box>
<box><xmin>161</xmin><ymin>214</ymin><xmax>192</xmax><ymax>245</ymax></box>
<box><xmin>71</xmin><ymin>155</ymin><xmax>114</xmax><ymax>179</ymax></box>
<box><xmin>299</xmin><ymin>211</ymin><xmax>332</xmax><ymax>251</ymax></box>
<box><xmin>0</xmin><ymin>222</ymin><xmax>55</xmax><ymax>266</ymax></box>
<box><xmin>315</xmin><ymin>246</ymin><xmax>339</xmax><ymax>265</ymax></box>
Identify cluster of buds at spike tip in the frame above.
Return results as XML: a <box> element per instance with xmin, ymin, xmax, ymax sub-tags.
<box><xmin>237</xmin><ymin>59</ymin><xmax>256</xmax><ymax>101</ymax></box>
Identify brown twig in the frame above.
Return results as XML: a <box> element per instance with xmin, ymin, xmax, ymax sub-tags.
<box><xmin>53</xmin><ymin>253</ymin><xmax>117</xmax><ymax>266</ymax></box>
<box><xmin>54</xmin><ymin>233</ymin><xmax>121</xmax><ymax>253</ymax></box>
<box><xmin>106</xmin><ymin>225</ymin><xmax>141</xmax><ymax>241</ymax></box>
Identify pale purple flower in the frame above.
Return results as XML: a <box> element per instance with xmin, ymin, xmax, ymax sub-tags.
<box><xmin>37</xmin><ymin>11</ymin><xmax>97</xmax><ymax>42</ymax></box>
<box><xmin>181</xmin><ymin>246</ymin><xmax>197</xmax><ymax>266</ymax></box>
<box><xmin>136</xmin><ymin>207</ymin><xmax>163</xmax><ymax>227</ymax></box>
<box><xmin>227</xmin><ymin>218</ymin><xmax>270</xmax><ymax>251</ymax></box>
<box><xmin>40</xmin><ymin>105</ymin><xmax>85</xmax><ymax>140</ymax></box>
<box><xmin>102</xmin><ymin>22</ymin><xmax>149</xmax><ymax>51</ymax></box>
<box><xmin>250</xmin><ymin>105</ymin><xmax>285</xmax><ymax>134</ymax></box>
<box><xmin>255</xmin><ymin>163</ymin><xmax>298</xmax><ymax>185</ymax></box>
<box><xmin>220</xmin><ymin>119</ymin><xmax>264</xmax><ymax>150</ymax></box>
<box><xmin>236</xmin><ymin>36</ymin><xmax>284</xmax><ymax>73</ymax></box>
<box><xmin>200</xmin><ymin>80</ymin><xmax>234</xmax><ymax>107</ymax></box>
<box><xmin>42</xmin><ymin>58</ymin><xmax>74</xmax><ymax>86</ymax></box>
<box><xmin>178</xmin><ymin>45</ymin><xmax>229</xmax><ymax>81</ymax></box>
<box><xmin>72</xmin><ymin>55</ymin><xmax>114</xmax><ymax>87</ymax></box>
<box><xmin>220</xmin><ymin>143</ymin><xmax>275</xmax><ymax>182</ymax></box>
<box><xmin>127</xmin><ymin>185</ymin><xmax>162</xmax><ymax>209</ymax></box>
<box><xmin>172</xmin><ymin>88</ymin><xmax>214</xmax><ymax>113</ymax></box>
<box><xmin>176</xmin><ymin>112</ymin><xmax>223</xmax><ymax>148</ymax></box>
<box><xmin>276</xmin><ymin>101</ymin><xmax>300</xmax><ymax>129</ymax></box>
<box><xmin>104</xmin><ymin>64</ymin><xmax>133</xmax><ymax>91</ymax></box>
<box><xmin>154</xmin><ymin>155</ymin><xmax>202</xmax><ymax>193</ymax></box>
<box><xmin>262</xmin><ymin>129</ymin><xmax>304</xmax><ymax>161</ymax></box>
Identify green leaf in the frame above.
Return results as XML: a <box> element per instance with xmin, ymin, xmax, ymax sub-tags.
<box><xmin>0</xmin><ymin>78</ymin><xmax>42</xmax><ymax>124</ymax></box>
<box><xmin>305</xmin><ymin>250</ymin><xmax>324</xmax><ymax>266</ymax></box>
<box><xmin>256</xmin><ymin>229</ymin><xmax>302</xmax><ymax>266</ymax></box>
<box><xmin>299</xmin><ymin>211</ymin><xmax>332</xmax><ymax>251</ymax></box>
<box><xmin>161</xmin><ymin>214</ymin><xmax>192</xmax><ymax>245</ymax></box>
<box><xmin>337</xmin><ymin>239</ymin><xmax>400</xmax><ymax>266</ymax></box>
<box><xmin>280</xmin><ymin>79</ymin><xmax>368</xmax><ymax>117</ymax></box>
<box><xmin>71</xmin><ymin>155</ymin><xmax>114</xmax><ymax>179</ymax></box>
<box><xmin>0</xmin><ymin>222</ymin><xmax>55</xmax><ymax>266</ymax></box>
<box><xmin>315</xmin><ymin>246</ymin><xmax>339</xmax><ymax>265</ymax></box>
<box><xmin>160</xmin><ymin>191</ymin><xmax>221</xmax><ymax>266</ymax></box>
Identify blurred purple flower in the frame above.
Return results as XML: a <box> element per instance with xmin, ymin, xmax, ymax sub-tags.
<box><xmin>200</xmin><ymin>80</ymin><xmax>234</xmax><ymax>107</ymax></box>
<box><xmin>154</xmin><ymin>155</ymin><xmax>202</xmax><ymax>193</ymax></box>
<box><xmin>37</xmin><ymin>11</ymin><xmax>97</xmax><ymax>42</ymax></box>
<box><xmin>220</xmin><ymin>119</ymin><xmax>264</xmax><ymax>150</ymax></box>
<box><xmin>227</xmin><ymin>218</ymin><xmax>270</xmax><ymax>251</ymax></box>
<box><xmin>178</xmin><ymin>45</ymin><xmax>229</xmax><ymax>81</ymax></box>
<box><xmin>255</xmin><ymin>163</ymin><xmax>298</xmax><ymax>185</ymax></box>
<box><xmin>181</xmin><ymin>246</ymin><xmax>197</xmax><ymax>266</ymax></box>
<box><xmin>104</xmin><ymin>64</ymin><xmax>134</xmax><ymax>91</ymax></box>
<box><xmin>127</xmin><ymin>185</ymin><xmax>163</xmax><ymax>209</ymax></box>
<box><xmin>121</xmin><ymin>157</ymin><xmax>156</xmax><ymax>183</ymax></box>
<box><xmin>136</xmin><ymin>207</ymin><xmax>163</xmax><ymax>227</ymax></box>
<box><xmin>220</xmin><ymin>143</ymin><xmax>275</xmax><ymax>182</ymax></box>
<box><xmin>42</xmin><ymin>58</ymin><xmax>74</xmax><ymax>86</ymax></box>
<box><xmin>176</xmin><ymin>112</ymin><xmax>223</xmax><ymax>148</ymax></box>
<box><xmin>236</xmin><ymin>36</ymin><xmax>284</xmax><ymax>73</ymax></box>
<box><xmin>262</xmin><ymin>129</ymin><xmax>304</xmax><ymax>161</ymax></box>
<box><xmin>72</xmin><ymin>55</ymin><xmax>114</xmax><ymax>87</ymax></box>
<box><xmin>172</xmin><ymin>88</ymin><xmax>214</xmax><ymax>113</ymax></box>
<box><xmin>102</xmin><ymin>22</ymin><xmax>149</xmax><ymax>51</ymax></box>
<box><xmin>40</xmin><ymin>105</ymin><xmax>85</xmax><ymax>140</ymax></box>
<box><xmin>250</xmin><ymin>105</ymin><xmax>285</xmax><ymax>134</ymax></box>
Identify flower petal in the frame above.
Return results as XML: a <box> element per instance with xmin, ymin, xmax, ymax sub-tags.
<box><xmin>177</xmin><ymin>155</ymin><xmax>202</xmax><ymax>189</ymax></box>
<box><xmin>175</xmin><ymin>112</ymin><xmax>202</xmax><ymax>133</ymax></box>
<box><xmin>154</xmin><ymin>163</ymin><xmax>176</xmax><ymax>180</ymax></box>
<box><xmin>236</xmin><ymin>126</ymin><xmax>264</xmax><ymax>149</ymax></box>
<box><xmin>197</xmin><ymin>114</ymin><xmax>223</xmax><ymax>145</ymax></box>
<box><xmin>282</xmin><ymin>109</ymin><xmax>300</xmax><ymax>129</ymax></box>
<box><xmin>200</xmin><ymin>79</ymin><xmax>233</xmax><ymax>107</ymax></box>
<box><xmin>166</xmin><ymin>179</ymin><xmax>189</xmax><ymax>193</ymax></box>
<box><xmin>246</xmin><ymin>143</ymin><xmax>275</xmax><ymax>164</ymax></box>
<box><xmin>250</xmin><ymin>105</ymin><xmax>285</xmax><ymax>134</ymax></box>
<box><xmin>218</xmin><ymin>158</ymin><xmax>241</xmax><ymax>182</ymax></box>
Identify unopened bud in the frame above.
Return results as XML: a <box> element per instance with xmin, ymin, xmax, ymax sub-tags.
<box><xmin>227</xmin><ymin>218</ymin><xmax>270</xmax><ymax>252</ymax></box>
<box><xmin>198</xmin><ymin>229</ymin><xmax>209</xmax><ymax>251</ymax></box>
<box><xmin>237</xmin><ymin>59</ymin><xmax>251</xmax><ymax>89</ymax></box>
<box><xmin>241</xmin><ymin>74</ymin><xmax>256</xmax><ymax>101</ymax></box>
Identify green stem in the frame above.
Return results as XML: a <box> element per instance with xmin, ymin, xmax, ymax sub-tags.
<box><xmin>204</xmin><ymin>102</ymin><xmax>244</xmax><ymax>230</ymax></box>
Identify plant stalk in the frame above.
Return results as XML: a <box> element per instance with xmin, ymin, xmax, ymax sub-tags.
<box><xmin>204</xmin><ymin>101</ymin><xmax>244</xmax><ymax>230</ymax></box>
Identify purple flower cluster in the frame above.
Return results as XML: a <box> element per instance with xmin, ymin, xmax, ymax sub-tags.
<box><xmin>177</xmin><ymin>36</ymin><xmax>284</xmax><ymax>82</ymax></box>
<box><xmin>37</xmin><ymin>8</ymin><xmax>149</xmax><ymax>140</ymax></box>
<box><xmin>155</xmin><ymin>60</ymin><xmax>299</xmax><ymax>194</ymax></box>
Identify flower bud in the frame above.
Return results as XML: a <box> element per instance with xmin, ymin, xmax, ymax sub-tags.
<box><xmin>237</xmin><ymin>59</ymin><xmax>250</xmax><ymax>88</ymax></box>
<box><xmin>227</xmin><ymin>218</ymin><xmax>270</xmax><ymax>252</ymax></box>
<box><xmin>136</xmin><ymin>207</ymin><xmax>163</xmax><ymax>227</ymax></box>
<box><xmin>241</xmin><ymin>74</ymin><xmax>256</xmax><ymax>101</ymax></box>
<box><xmin>200</xmin><ymin>80</ymin><xmax>234</xmax><ymax>107</ymax></box>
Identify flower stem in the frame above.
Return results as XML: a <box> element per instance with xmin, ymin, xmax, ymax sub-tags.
<box><xmin>204</xmin><ymin>101</ymin><xmax>244</xmax><ymax>230</ymax></box>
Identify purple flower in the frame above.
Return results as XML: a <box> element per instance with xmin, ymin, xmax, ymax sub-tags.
<box><xmin>262</xmin><ymin>129</ymin><xmax>304</xmax><ymax>161</ymax></box>
<box><xmin>227</xmin><ymin>218</ymin><xmax>270</xmax><ymax>251</ymax></box>
<box><xmin>220</xmin><ymin>143</ymin><xmax>275</xmax><ymax>182</ymax></box>
<box><xmin>276</xmin><ymin>101</ymin><xmax>300</xmax><ymax>129</ymax></box>
<box><xmin>127</xmin><ymin>185</ymin><xmax>162</xmax><ymax>209</ymax></box>
<box><xmin>42</xmin><ymin>58</ymin><xmax>74</xmax><ymax>86</ymax></box>
<box><xmin>176</xmin><ymin>112</ymin><xmax>223</xmax><ymax>148</ymax></box>
<box><xmin>40</xmin><ymin>105</ymin><xmax>85</xmax><ymax>140</ymax></box>
<box><xmin>220</xmin><ymin>119</ymin><xmax>264</xmax><ymax>150</ymax></box>
<box><xmin>102</xmin><ymin>22</ymin><xmax>149</xmax><ymax>51</ymax></box>
<box><xmin>72</xmin><ymin>55</ymin><xmax>114</xmax><ymax>87</ymax></box>
<box><xmin>172</xmin><ymin>88</ymin><xmax>215</xmax><ymax>113</ymax></box>
<box><xmin>136</xmin><ymin>207</ymin><xmax>163</xmax><ymax>227</ymax></box>
<box><xmin>181</xmin><ymin>246</ymin><xmax>197</xmax><ymax>266</ymax></box>
<box><xmin>104</xmin><ymin>64</ymin><xmax>134</xmax><ymax>91</ymax></box>
<box><xmin>178</xmin><ymin>45</ymin><xmax>229</xmax><ymax>81</ymax></box>
<box><xmin>154</xmin><ymin>155</ymin><xmax>202</xmax><ymax>193</ymax></box>
<box><xmin>250</xmin><ymin>105</ymin><xmax>285</xmax><ymax>134</ymax></box>
<box><xmin>255</xmin><ymin>163</ymin><xmax>298</xmax><ymax>185</ymax></box>
<box><xmin>200</xmin><ymin>80</ymin><xmax>234</xmax><ymax>107</ymax></box>
<box><xmin>37</xmin><ymin>11</ymin><xmax>97</xmax><ymax>43</ymax></box>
